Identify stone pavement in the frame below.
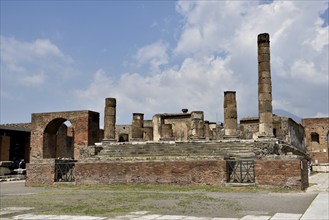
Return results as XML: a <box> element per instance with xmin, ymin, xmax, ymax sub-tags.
<box><xmin>1</xmin><ymin>173</ymin><xmax>328</xmax><ymax>220</ymax></box>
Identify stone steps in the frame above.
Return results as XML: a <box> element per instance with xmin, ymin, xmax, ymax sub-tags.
<box><xmin>95</xmin><ymin>141</ymin><xmax>256</xmax><ymax>160</ymax></box>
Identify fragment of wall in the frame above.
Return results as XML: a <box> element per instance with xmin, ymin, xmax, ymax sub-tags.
<box><xmin>302</xmin><ymin>117</ymin><xmax>329</xmax><ymax>163</ymax></box>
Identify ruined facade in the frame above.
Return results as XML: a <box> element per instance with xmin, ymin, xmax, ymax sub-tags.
<box><xmin>2</xmin><ymin>33</ymin><xmax>324</xmax><ymax>189</ymax></box>
<box><xmin>302</xmin><ymin>118</ymin><xmax>329</xmax><ymax>164</ymax></box>
<box><xmin>30</xmin><ymin>110</ymin><xmax>99</xmax><ymax>160</ymax></box>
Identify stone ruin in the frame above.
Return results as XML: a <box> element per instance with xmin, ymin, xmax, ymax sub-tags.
<box><xmin>24</xmin><ymin>33</ymin><xmax>313</xmax><ymax>189</ymax></box>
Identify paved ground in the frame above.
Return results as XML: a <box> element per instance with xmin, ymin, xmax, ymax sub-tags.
<box><xmin>0</xmin><ymin>173</ymin><xmax>328</xmax><ymax>220</ymax></box>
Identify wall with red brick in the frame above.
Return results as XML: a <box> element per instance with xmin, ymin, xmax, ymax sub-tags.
<box><xmin>302</xmin><ymin>117</ymin><xmax>329</xmax><ymax>163</ymax></box>
<box><xmin>30</xmin><ymin>110</ymin><xmax>99</xmax><ymax>161</ymax></box>
<box><xmin>25</xmin><ymin>159</ymin><xmax>55</xmax><ymax>186</ymax></box>
<box><xmin>255</xmin><ymin>159</ymin><xmax>308</xmax><ymax>190</ymax></box>
<box><xmin>74</xmin><ymin>160</ymin><xmax>227</xmax><ymax>186</ymax></box>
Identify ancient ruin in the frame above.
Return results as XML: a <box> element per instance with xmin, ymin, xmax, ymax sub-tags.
<box><xmin>1</xmin><ymin>33</ymin><xmax>328</xmax><ymax>188</ymax></box>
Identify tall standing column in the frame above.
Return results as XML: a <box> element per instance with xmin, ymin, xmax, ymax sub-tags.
<box><xmin>131</xmin><ymin>113</ymin><xmax>144</xmax><ymax>140</ymax></box>
<box><xmin>224</xmin><ymin>91</ymin><xmax>238</xmax><ymax>137</ymax></box>
<box><xmin>103</xmin><ymin>98</ymin><xmax>116</xmax><ymax>141</ymax></box>
<box><xmin>258</xmin><ymin>33</ymin><xmax>273</xmax><ymax>137</ymax></box>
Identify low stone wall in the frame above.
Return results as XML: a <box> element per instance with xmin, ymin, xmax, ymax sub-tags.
<box><xmin>25</xmin><ymin>159</ymin><xmax>55</xmax><ymax>186</ymax></box>
<box><xmin>25</xmin><ymin>158</ymin><xmax>309</xmax><ymax>190</ymax></box>
<box><xmin>254</xmin><ymin>159</ymin><xmax>308</xmax><ymax>190</ymax></box>
<box><xmin>74</xmin><ymin>160</ymin><xmax>227</xmax><ymax>186</ymax></box>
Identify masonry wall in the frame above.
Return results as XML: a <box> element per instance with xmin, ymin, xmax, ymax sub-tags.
<box><xmin>273</xmin><ymin>116</ymin><xmax>305</xmax><ymax>151</ymax></box>
<box><xmin>74</xmin><ymin>160</ymin><xmax>227</xmax><ymax>186</ymax></box>
<box><xmin>30</xmin><ymin>110</ymin><xmax>99</xmax><ymax>161</ymax></box>
<box><xmin>255</xmin><ymin>159</ymin><xmax>308</xmax><ymax>190</ymax></box>
<box><xmin>239</xmin><ymin>118</ymin><xmax>259</xmax><ymax>139</ymax></box>
<box><xmin>25</xmin><ymin>159</ymin><xmax>55</xmax><ymax>186</ymax></box>
<box><xmin>116</xmin><ymin>125</ymin><xmax>131</xmax><ymax>142</ymax></box>
<box><xmin>301</xmin><ymin>117</ymin><xmax>329</xmax><ymax>163</ymax></box>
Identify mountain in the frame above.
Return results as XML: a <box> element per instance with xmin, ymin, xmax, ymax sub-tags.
<box><xmin>273</xmin><ymin>109</ymin><xmax>302</xmax><ymax>123</ymax></box>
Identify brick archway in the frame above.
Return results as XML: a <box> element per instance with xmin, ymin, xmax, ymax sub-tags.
<box><xmin>30</xmin><ymin>111</ymin><xmax>99</xmax><ymax>160</ymax></box>
<box><xmin>43</xmin><ymin>118</ymin><xmax>74</xmax><ymax>159</ymax></box>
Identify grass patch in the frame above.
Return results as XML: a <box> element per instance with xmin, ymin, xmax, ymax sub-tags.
<box><xmin>1</xmin><ymin>184</ymin><xmax>299</xmax><ymax>218</ymax></box>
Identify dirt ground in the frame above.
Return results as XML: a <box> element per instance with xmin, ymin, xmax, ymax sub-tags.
<box><xmin>0</xmin><ymin>181</ymin><xmax>318</xmax><ymax>218</ymax></box>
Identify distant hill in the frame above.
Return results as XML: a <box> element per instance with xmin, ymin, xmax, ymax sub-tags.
<box><xmin>273</xmin><ymin>109</ymin><xmax>302</xmax><ymax>123</ymax></box>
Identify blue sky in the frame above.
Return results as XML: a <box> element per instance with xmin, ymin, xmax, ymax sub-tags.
<box><xmin>1</xmin><ymin>0</ymin><xmax>328</xmax><ymax>126</ymax></box>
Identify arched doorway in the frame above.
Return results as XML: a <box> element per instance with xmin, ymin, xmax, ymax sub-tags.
<box><xmin>43</xmin><ymin>118</ymin><xmax>74</xmax><ymax>159</ymax></box>
<box><xmin>310</xmin><ymin>132</ymin><xmax>320</xmax><ymax>152</ymax></box>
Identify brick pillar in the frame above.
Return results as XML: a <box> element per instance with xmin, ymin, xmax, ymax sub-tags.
<box><xmin>224</xmin><ymin>91</ymin><xmax>238</xmax><ymax>138</ymax></box>
<box><xmin>258</xmin><ymin>33</ymin><xmax>273</xmax><ymax>137</ymax></box>
<box><xmin>131</xmin><ymin>113</ymin><xmax>144</xmax><ymax>140</ymax></box>
<box><xmin>103</xmin><ymin>98</ymin><xmax>116</xmax><ymax>141</ymax></box>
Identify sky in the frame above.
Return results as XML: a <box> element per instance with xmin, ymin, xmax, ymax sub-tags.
<box><xmin>1</xmin><ymin>0</ymin><xmax>328</xmax><ymax>127</ymax></box>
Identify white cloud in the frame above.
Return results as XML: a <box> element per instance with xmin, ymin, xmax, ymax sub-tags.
<box><xmin>0</xmin><ymin>36</ymin><xmax>74</xmax><ymax>87</ymax></box>
<box><xmin>135</xmin><ymin>40</ymin><xmax>169</xmax><ymax>73</ymax></box>
<box><xmin>18</xmin><ymin>72</ymin><xmax>46</xmax><ymax>87</ymax></box>
<box><xmin>73</xmin><ymin>1</ymin><xmax>328</xmax><ymax>124</ymax></box>
<box><xmin>3</xmin><ymin>1</ymin><xmax>327</xmax><ymax>124</ymax></box>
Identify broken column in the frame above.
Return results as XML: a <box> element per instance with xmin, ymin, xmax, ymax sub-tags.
<box><xmin>258</xmin><ymin>33</ymin><xmax>273</xmax><ymax>137</ymax></box>
<box><xmin>190</xmin><ymin>111</ymin><xmax>204</xmax><ymax>139</ymax></box>
<box><xmin>224</xmin><ymin>91</ymin><xmax>238</xmax><ymax>138</ymax></box>
<box><xmin>103</xmin><ymin>98</ymin><xmax>116</xmax><ymax>141</ymax></box>
<box><xmin>131</xmin><ymin>113</ymin><xmax>144</xmax><ymax>141</ymax></box>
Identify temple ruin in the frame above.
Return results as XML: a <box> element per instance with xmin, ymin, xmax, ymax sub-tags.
<box><xmin>1</xmin><ymin>33</ymin><xmax>328</xmax><ymax>188</ymax></box>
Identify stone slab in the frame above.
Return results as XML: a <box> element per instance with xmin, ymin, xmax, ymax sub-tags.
<box><xmin>270</xmin><ymin>213</ymin><xmax>302</xmax><ymax>220</ymax></box>
<box><xmin>240</xmin><ymin>216</ymin><xmax>271</xmax><ymax>220</ymax></box>
<box><xmin>300</xmin><ymin>192</ymin><xmax>329</xmax><ymax>220</ymax></box>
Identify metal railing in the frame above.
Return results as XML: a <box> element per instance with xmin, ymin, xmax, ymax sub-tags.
<box><xmin>226</xmin><ymin>160</ymin><xmax>255</xmax><ymax>183</ymax></box>
<box><xmin>55</xmin><ymin>159</ymin><xmax>76</xmax><ymax>182</ymax></box>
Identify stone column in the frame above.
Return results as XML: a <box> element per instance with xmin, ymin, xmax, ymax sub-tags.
<box><xmin>224</xmin><ymin>91</ymin><xmax>238</xmax><ymax>137</ymax></box>
<box><xmin>190</xmin><ymin>111</ymin><xmax>204</xmax><ymax>139</ymax></box>
<box><xmin>131</xmin><ymin>113</ymin><xmax>144</xmax><ymax>140</ymax></box>
<box><xmin>204</xmin><ymin>120</ymin><xmax>210</xmax><ymax>141</ymax></box>
<box><xmin>103</xmin><ymin>98</ymin><xmax>116</xmax><ymax>141</ymax></box>
<box><xmin>152</xmin><ymin>114</ymin><xmax>162</xmax><ymax>141</ymax></box>
<box><xmin>258</xmin><ymin>33</ymin><xmax>273</xmax><ymax>137</ymax></box>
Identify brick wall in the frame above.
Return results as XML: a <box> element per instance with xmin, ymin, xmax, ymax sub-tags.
<box><xmin>25</xmin><ymin>159</ymin><xmax>55</xmax><ymax>186</ymax></box>
<box><xmin>302</xmin><ymin>117</ymin><xmax>329</xmax><ymax>163</ymax></box>
<box><xmin>30</xmin><ymin>110</ymin><xmax>99</xmax><ymax>161</ymax></box>
<box><xmin>255</xmin><ymin>159</ymin><xmax>308</xmax><ymax>190</ymax></box>
<box><xmin>74</xmin><ymin>160</ymin><xmax>227</xmax><ymax>186</ymax></box>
